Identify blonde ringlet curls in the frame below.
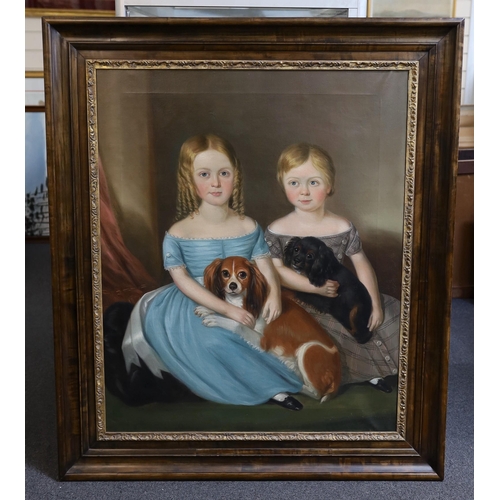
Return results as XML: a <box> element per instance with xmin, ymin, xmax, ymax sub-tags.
<box><xmin>175</xmin><ymin>134</ymin><xmax>245</xmax><ymax>221</ymax></box>
<box><xmin>276</xmin><ymin>142</ymin><xmax>336</xmax><ymax>196</ymax></box>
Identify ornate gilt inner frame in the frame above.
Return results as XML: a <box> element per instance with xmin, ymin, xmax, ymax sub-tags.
<box><xmin>43</xmin><ymin>17</ymin><xmax>463</xmax><ymax>480</ymax></box>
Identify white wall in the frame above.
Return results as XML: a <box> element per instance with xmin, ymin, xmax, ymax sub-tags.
<box><xmin>25</xmin><ymin>16</ymin><xmax>43</xmax><ymax>74</ymax></box>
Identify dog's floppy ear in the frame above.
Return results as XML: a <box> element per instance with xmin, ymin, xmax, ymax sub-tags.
<box><xmin>246</xmin><ymin>262</ymin><xmax>269</xmax><ymax>318</ymax></box>
<box><xmin>283</xmin><ymin>237</ymin><xmax>301</xmax><ymax>267</ymax></box>
<box><xmin>203</xmin><ymin>258</ymin><xmax>225</xmax><ymax>299</ymax></box>
<box><xmin>309</xmin><ymin>243</ymin><xmax>335</xmax><ymax>287</ymax></box>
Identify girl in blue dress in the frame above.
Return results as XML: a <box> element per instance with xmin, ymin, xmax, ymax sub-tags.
<box><xmin>121</xmin><ymin>134</ymin><xmax>303</xmax><ymax>410</ymax></box>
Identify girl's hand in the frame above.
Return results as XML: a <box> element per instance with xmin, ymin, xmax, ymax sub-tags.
<box><xmin>226</xmin><ymin>305</ymin><xmax>256</xmax><ymax>329</ymax></box>
<box><xmin>368</xmin><ymin>305</ymin><xmax>384</xmax><ymax>331</ymax></box>
<box><xmin>262</xmin><ymin>296</ymin><xmax>282</xmax><ymax>324</ymax></box>
<box><xmin>316</xmin><ymin>280</ymin><xmax>339</xmax><ymax>297</ymax></box>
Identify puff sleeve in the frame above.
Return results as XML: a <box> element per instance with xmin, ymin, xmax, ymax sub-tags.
<box><xmin>344</xmin><ymin>224</ymin><xmax>363</xmax><ymax>257</ymax></box>
<box><xmin>162</xmin><ymin>234</ymin><xmax>186</xmax><ymax>270</ymax></box>
<box><xmin>263</xmin><ymin>228</ymin><xmax>284</xmax><ymax>259</ymax></box>
<box><xmin>251</xmin><ymin>225</ymin><xmax>272</xmax><ymax>261</ymax></box>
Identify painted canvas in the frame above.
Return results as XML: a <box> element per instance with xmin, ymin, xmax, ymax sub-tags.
<box><xmin>92</xmin><ymin>62</ymin><xmax>413</xmax><ymax>439</ymax></box>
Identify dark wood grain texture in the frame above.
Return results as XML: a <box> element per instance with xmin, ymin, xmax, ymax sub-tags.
<box><xmin>42</xmin><ymin>17</ymin><xmax>464</xmax><ymax>481</ymax></box>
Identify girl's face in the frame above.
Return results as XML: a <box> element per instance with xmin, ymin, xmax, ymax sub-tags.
<box><xmin>282</xmin><ymin>158</ymin><xmax>332</xmax><ymax>212</ymax></box>
<box><xmin>192</xmin><ymin>149</ymin><xmax>235</xmax><ymax>207</ymax></box>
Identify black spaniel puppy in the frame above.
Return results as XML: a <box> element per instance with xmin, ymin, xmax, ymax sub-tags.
<box><xmin>283</xmin><ymin>236</ymin><xmax>373</xmax><ymax>344</ymax></box>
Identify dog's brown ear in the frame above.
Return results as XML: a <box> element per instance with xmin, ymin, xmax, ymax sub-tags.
<box><xmin>204</xmin><ymin>259</ymin><xmax>225</xmax><ymax>299</ymax></box>
<box><xmin>246</xmin><ymin>263</ymin><xmax>269</xmax><ymax>318</ymax></box>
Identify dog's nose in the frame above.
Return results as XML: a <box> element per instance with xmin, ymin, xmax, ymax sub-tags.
<box><xmin>229</xmin><ymin>282</ymin><xmax>238</xmax><ymax>291</ymax></box>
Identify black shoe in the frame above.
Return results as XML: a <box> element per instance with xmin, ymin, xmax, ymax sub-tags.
<box><xmin>370</xmin><ymin>379</ymin><xmax>392</xmax><ymax>393</ymax></box>
<box><xmin>270</xmin><ymin>396</ymin><xmax>303</xmax><ymax>411</ymax></box>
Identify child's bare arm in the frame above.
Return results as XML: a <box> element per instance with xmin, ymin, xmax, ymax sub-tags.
<box><xmin>349</xmin><ymin>251</ymin><xmax>383</xmax><ymax>330</ymax></box>
<box><xmin>254</xmin><ymin>257</ymin><xmax>282</xmax><ymax>323</ymax></box>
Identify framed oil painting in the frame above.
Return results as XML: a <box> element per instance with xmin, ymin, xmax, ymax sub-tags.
<box><xmin>43</xmin><ymin>17</ymin><xmax>463</xmax><ymax>480</ymax></box>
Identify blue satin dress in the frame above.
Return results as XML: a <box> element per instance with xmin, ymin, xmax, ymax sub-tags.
<box><xmin>134</xmin><ymin>225</ymin><xmax>303</xmax><ymax>405</ymax></box>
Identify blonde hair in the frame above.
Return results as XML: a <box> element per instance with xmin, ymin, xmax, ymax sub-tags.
<box><xmin>276</xmin><ymin>142</ymin><xmax>336</xmax><ymax>195</ymax></box>
<box><xmin>175</xmin><ymin>134</ymin><xmax>245</xmax><ymax>221</ymax></box>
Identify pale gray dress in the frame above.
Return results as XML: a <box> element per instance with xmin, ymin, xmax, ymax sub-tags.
<box><xmin>264</xmin><ymin>225</ymin><xmax>400</xmax><ymax>385</ymax></box>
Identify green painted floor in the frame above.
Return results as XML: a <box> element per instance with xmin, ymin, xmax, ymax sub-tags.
<box><xmin>105</xmin><ymin>377</ymin><xmax>398</xmax><ymax>434</ymax></box>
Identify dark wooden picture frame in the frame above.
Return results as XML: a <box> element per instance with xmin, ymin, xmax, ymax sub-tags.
<box><xmin>43</xmin><ymin>17</ymin><xmax>463</xmax><ymax>480</ymax></box>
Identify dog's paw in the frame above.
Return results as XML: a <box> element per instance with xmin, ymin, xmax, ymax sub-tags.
<box><xmin>320</xmin><ymin>394</ymin><xmax>332</xmax><ymax>404</ymax></box>
<box><xmin>202</xmin><ymin>314</ymin><xmax>221</xmax><ymax>328</ymax></box>
<box><xmin>195</xmin><ymin>306</ymin><xmax>213</xmax><ymax>318</ymax></box>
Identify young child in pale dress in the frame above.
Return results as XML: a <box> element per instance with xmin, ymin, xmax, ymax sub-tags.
<box><xmin>264</xmin><ymin>143</ymin><xmax>400</xmax><ymax>392</ymax></box>
<box><xmin>119</xmin><ymin>134</ymin><xmax>304</xmax><ymax>410</ymax></box>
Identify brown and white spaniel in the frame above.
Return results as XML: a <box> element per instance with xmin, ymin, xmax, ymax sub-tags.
<box><xmin>195</xmin><ymin>256</ymin><xmax>342</xmax><ymax>402</ymax></box>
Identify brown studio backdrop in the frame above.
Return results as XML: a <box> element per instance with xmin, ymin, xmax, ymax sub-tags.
<box><xmin>97</xmin><ymin>68</ymin><xmax>408</xmax><ymax>299</ymax></box>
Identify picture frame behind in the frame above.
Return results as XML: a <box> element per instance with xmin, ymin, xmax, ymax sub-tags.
<box><xmin>43</xmin><ymin>16</ymin><xmax>463</xmax><ymax>480</ymax></box>
<box><xmin>26</xmin><ymin>1</ymin><xmax>115</xmax><ymax>17</ymax></box>
<box><xmin>25</xmin><ymin>104</ymin><xmax>49</xmax><ymax>240</ymax></box>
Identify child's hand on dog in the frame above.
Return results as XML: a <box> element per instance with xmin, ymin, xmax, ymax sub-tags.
<box><xmin>316</xmin><ymin>280</ymin><xmax>340</xmax><ymax>298</ymax></box>
<box><xmin>226</xmin><ymin>305</ymin><xmax>256</xmax><ymax>329</ymax></box>
<box><xmin>262</xmin><ymin>296</ymin><xmax>282</xmax><ymax>324</ymax></box>
<box><xmin>368</xmin><ymin>306</ymin><xmax>384</xmax><ymax>331</ymax></box>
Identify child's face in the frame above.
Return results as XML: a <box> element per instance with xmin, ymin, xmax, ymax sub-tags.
<box><xmin>282</xmin><ymin>158</ymin><xmax>332</xmax><ymax>212</ymax></box>
<box><xmin>193</xmin><ymin>149</ymin><xmax>235</xmax><ymax>207</ymax></box>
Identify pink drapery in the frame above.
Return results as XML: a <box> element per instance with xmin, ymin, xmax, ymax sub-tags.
<box><xmin>99</xmin><ymin>157</ymin><xmax>158</xmax><ymax>311</ymax></box>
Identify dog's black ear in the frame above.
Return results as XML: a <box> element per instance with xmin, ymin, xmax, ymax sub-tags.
<box><xmin>283</xmin><ymin>237</ymin><xmax>300</xmax><ymax>266</ymax></box>
<box><xmin>309</xmin><ymin>243</ymin><xmax>334</xmax><ymax>287</ymax></box>
<box><xmin>203</xmin><ymin>258</ymin><xmax>225</xmax><ymax>299</ymax></box>
<box><xmin>246</xmin><ymin>263</ymin><xmax>269</xmax><ymax>319</ymax></box>
<box><xmin>324</xmin><ymin>245</ymin><xmax>341</xmax><ymax>273</ymax></box>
